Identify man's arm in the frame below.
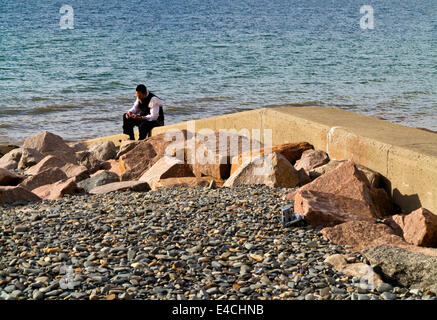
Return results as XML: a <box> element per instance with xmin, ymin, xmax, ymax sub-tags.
<box><xmin>128</xmin><ymin>99</ymin><xmax>140</xmax><ymax>114</ymax></box>
<box><xmin>144</xmin><ymin>97</ymin><xmax>163</xmax><ymax>121</ymax></box>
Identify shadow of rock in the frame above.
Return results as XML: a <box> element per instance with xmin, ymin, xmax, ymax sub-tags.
<box><xmin>392</xmin><ymin>188</ymin><xmax>422</xmax><ymax>214</ymax></box>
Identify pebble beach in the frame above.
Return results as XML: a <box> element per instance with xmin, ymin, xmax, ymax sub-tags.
<box><xmin>0</xmin><ymin>185</ymin><xmax>433</xmax><ymax>301</ymax></box>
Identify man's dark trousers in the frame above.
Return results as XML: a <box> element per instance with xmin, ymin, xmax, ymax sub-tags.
<box><xmin>122</xmin><ymin>113</ymin><xmax>162</xmax><ymax>140</ymax></box>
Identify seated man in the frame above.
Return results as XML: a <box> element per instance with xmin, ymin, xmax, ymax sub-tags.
<box><xmin>122</xmin><ymin>84</ymin><xmax>165</xmax><ymax>140</ymax></box>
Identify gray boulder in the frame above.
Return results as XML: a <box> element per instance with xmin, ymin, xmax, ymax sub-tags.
<box><xmin>76</xmin><ymin>141</ymin><xmax>117</xmax><ymax>172</ymax></box>
<box><xmin>78</xmin><ymin>171</ymin><xmax>120</xmax><ymax>193</ymax></box>
<box><xmin>88</xmin><ymin>141</ymin><xmax>117</xmax><ymax>162</ymax></box>
<box><xmin>363</xmin><ymin>245</ymin><xmax>437</xmax><ymax>293</ymax></box>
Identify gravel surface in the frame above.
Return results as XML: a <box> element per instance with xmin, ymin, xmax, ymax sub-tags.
<box><xmin>0</xmin><ymin>185</ymin><xmax>433</xmax><ymax>300</ymax></box>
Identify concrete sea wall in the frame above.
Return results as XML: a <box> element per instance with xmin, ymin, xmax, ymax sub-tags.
<box><xmin>81</xmin><ymin>106</ymin><xmax>437</xmax><ymax>214</ymax></box>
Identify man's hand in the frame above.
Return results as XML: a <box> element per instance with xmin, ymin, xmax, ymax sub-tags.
<box><xmin>126</xmin><ymin>112</ymin><xmax>147</xmax><ymax>120</ymax></box>
<box><xmin>133</xmin><ymin>114</ymin><xmax>147</xmax><ymax>120</ymax></box>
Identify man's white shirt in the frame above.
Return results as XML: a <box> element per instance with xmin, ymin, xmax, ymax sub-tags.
<box><xmin>128</xmin><ymin>91</ymin><xmax>163</xmax><ymax>121</ymax></box>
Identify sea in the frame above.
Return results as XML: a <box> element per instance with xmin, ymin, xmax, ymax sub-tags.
<box><xmin>0</xmin><ymin>0</ymin><xmax>436</xmax><ymax>144</ymax></box>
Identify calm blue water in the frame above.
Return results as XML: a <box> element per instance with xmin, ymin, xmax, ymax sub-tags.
<box><xmin>0</xmin><ymin>0</ymin><xmax>436</xmax><ymax>144</ymax></box>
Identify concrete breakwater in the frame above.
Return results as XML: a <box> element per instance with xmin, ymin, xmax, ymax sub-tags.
<box><xmin>82</xmin><ymin>106</ymin><xmax>437</xmax><ymax>215</ymax></box>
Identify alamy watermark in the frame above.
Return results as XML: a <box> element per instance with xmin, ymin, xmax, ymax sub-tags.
<box><xmin>162</xmin><ymin>121</ymin><xmax>273</xmax><ymax>176</ymax></box>
<box><xmin>59</xmin><ymin>265</ymin><xmax>75</xmax><ymax>289</ymax></box>
<box><xmin>357</xmin><ymin>264</ymin><xmax>377</xmax><ymax>290</ymax></box>
<box><xmin>60</xmin><ymin>5</ymin><xmax>74</xmax><ymax>30</ymax></box>
<box><xmin>360</xmin><ymin>5</ymin><xmax>374</xmax><ymax>30</ymax></box>
<box><xmin>58</xmin><ymin>5</ymin><xmax>373</xmax><ymax>31</ymax></box>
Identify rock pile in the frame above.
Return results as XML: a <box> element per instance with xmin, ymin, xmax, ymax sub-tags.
<box><xmin>0</xmin><ymin>130</ymin><xmax>314</xmax><ymax>202</ymax></box>
<box><xmin>2</xmin><ymin>129</ymin><xmax>437</xmax><ymax>296</ymax></box>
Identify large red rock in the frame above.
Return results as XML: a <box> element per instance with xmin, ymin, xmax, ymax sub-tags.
<box><xmin>22</xmin><ymin>131</ymin><xmax>77</xmax><ymax>164</ymax></box>
<box><xmin>153</xmin><ymin>176</ymin><xmax>222</xmax><ymax>191</ymax></box>
<box><xmin>22</xmin><ymin>131</ymin><xmax>66</xmax><ymax>153</ymax></box>
<box><xmin>25</xmin><ymin>155</ymin><xmax>66</xmax><ymax>176</ymax></box>
<box><xmin>294</xmin><ymin>190</ymin><xmax>377</xmax><ymax>227</ymax></box>
<box><xmin>0</xmin><ymin>186</ymin><xmax>41</xmax><ymax>204</ymax></box>
<box><xmin>322</xmin><ymin>215</ymin><xmax>437</xmax><ymax>255</ymax></box>
<box><xmin>287</xmin><ymin>160</ymin><xmax>393</xmax><ymax>226</ymax></box>
<box><xmin>119</xmin><ymin>141</ymin><xmax>159</xmax><ymax>180</ymax></box>
<box><xmin>0</xmin><ymin>168</ymin><xmax>24</xmax><ymax>186</ymax></box>
<box><xmin>223</xmin><ymin>152</ymin><xmax>300</xmax><ymax>188</ymax></box>
<box><xmin>320</xmin><ymin>220</ymin><xmax>406</xmax><ymax>252</ymax></box>
<box><xmin>25</xmin><ymin>155</ymin><xmax>89</xmax><ymax>183</ymax></box>
<box><xmin>309</xmin><ymin>160</ymin><xmax>382</xmax><ymax>188</ymax></box>
<box><xmin>116</xmin><ymin>140</ymin><xmax>140</xmax><ymax>159</ymax></box>
<box><xmin>32</xmin><ymin>178</ymin><xmax>83</xmax><ymax>200</ymax></box>
<box><xmin>61</xmin><ymin>163</ymin><xmax>90</xmax><ymax>183</ymax></box>
<box><xmin>17</xmin><ymin>148</ymin><xmax>44</xmax><ymax>170</ymax></box>
<box><xmin>230</xmin><ymin>142</ymin><xmax>313</xmax><ymax>176</ymax></box>
<box><xmin>19</xmin><ymin>168</ymin><xmax>68</xmax><ymax>191</ymax></box>
<box><xmin>96</xmin><ymin>160</ymin><xmax>123</xmax><ymax>177</ymax></box>
<box><xmin>0</xmin><ymin>148</ymin><xmax>22</xmax><ymax>170</ymax></box>
<box><xmin>139</xmin><ymin>156</ymin><xmax>195</xmax><ymax>190</ymax></box>
<box><xmin>89</xmin><ymin>181</ymin><xmax>150</xmax><ymax>194</ymax></box>
<box><xmin>119</xmin><ymin>131</ymin><xmax>193</xmax><ymax>181</ymax></box>
<box><xmin>386</xmin><ymin>208</ymin><xmax>437</xmax><ymax>247</ymax></box>
<box><xmin>294</xmin><ymin>149</ymin><xmax>329</xmax><ymax>173</ymax></box>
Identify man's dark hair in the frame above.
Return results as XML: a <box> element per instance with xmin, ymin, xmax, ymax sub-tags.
<box><xmin>136</xmin><ymin>84</ymin><xmax>147</xmax><ymax>93</ymax></box>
